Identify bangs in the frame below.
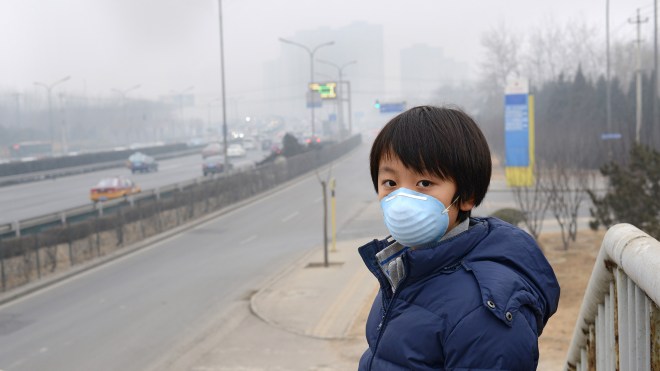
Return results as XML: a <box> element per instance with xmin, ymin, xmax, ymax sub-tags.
<box><xmin>369</xmin><ymin>105</ymin><xmax>492</xmax><ymax>211</ymax></box>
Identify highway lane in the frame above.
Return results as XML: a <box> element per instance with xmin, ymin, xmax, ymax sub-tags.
<box><xmin>0</xmin><ymin>143</ymin><xmax>385</xmax><ymax>371</ymax></box>
<box><xmin>0</xmin><ymin>149</ymin><xmax>269</xmax><ymax>225</ymax></box>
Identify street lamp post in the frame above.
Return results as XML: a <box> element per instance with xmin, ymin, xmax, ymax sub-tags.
<box><xmin>279</xmin><ymin>38</ymin><xmax>334</xmax><ymax>137</ymax></box>
<box><xmin>317</xmin><ymin>59</ymin><xmax>357</xmax><ymax>138</ymax></box>
<box><xmin>217</xmin><ymin>0</ymin><xmax>229</xmax><ymax>171</ymax></box>
<box><xmin>34</xmin><ymin>76</ymin><xmax>71</xmax><ymax>153</ymax></box>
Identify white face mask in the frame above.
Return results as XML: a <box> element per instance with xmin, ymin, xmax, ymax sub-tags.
<box><xmin>380</xmin><ymin>188</ymin><xmax>457</xmax><ymax>247</ymax></box>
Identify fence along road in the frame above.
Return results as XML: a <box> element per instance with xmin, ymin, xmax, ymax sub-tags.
<box><xmin>0</xmin><ymin>143</ymin><xmax>379</xmax><ymax>371</ymax></box>
<box><xmin>0</xmin><ymin>149</ymin><xmax>268</xmax><ymax>225</ymax></box>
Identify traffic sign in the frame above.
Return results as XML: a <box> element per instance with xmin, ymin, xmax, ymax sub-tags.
<box><xmin>309</xmin><ymin>82</ymin><xmax>337</xmax><ymax>99</ymax></box>
<box><xmin>379</xmin><ymin>102</ymin><xmax>406</xmax><ymax>113</ymax></box>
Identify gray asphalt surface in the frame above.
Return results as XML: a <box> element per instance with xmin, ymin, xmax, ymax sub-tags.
<box><xmin>0</xmin><ymin>150</ymin><xmax>268</xmax><ymax>225</ymax></box>
<box><xmin>0</xmin><ymin>143</ymin><xmax>383</xmax><ymax>371</ymax></box>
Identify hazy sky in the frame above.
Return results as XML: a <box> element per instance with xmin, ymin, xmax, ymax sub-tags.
<box><xmin>0</xmin><ymin>0</ymin><xmax>653</xmax><ymax>101</ymax></box>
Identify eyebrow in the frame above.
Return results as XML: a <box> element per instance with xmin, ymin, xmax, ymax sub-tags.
<box><xmin>378</xmin><ymin>166</ymin><xmax>396</xmax><ymax>174</ymax></box>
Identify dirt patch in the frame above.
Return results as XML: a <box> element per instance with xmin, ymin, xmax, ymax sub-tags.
<box><xmin>537</xmin><ymin>229</ymin><xmax>605</xmax><ymax>370</ymax></box>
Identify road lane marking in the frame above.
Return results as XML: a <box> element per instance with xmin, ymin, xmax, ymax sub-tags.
<box><xmin>240</xmin><ymin>235</ymin><xmax>257</xmax><ymax>245</ymax></box>
<box><xmin>281</xmin><ymin>211</ymin><xmax>299</xmax><ymax>222</ymax></box>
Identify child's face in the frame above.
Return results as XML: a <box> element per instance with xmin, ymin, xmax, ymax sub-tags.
<box><xmin>377</xmin><ymin>153</ymin><xmax>473</xmax><ymax>232</ymax></box>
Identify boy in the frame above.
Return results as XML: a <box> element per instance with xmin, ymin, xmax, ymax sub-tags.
<box><xmin>358</xmin><ymin>106</ymin><xmax>560</xmax><ymax>370</ymax></box>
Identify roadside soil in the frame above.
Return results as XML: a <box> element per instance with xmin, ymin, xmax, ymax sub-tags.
<box><xmin>536</xmin><ymin>228</ymin><xmax>605</xmax><ymax>370</ymax></box>
<box><xmin>343</xmin><ymin>228</ymin><xmax>605</xmax><ymax>371</ymax></box>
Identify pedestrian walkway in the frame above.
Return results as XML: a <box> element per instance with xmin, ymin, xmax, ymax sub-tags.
<box><xmin>251</xmin><ymin>238</ymin><xmax>378</xmax><ymax>340</ymax></box>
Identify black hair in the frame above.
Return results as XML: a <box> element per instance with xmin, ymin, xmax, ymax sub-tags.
<box><xmin>369</xmin><ymin>105</ymin><xmax>492</xmax><ymax>222</ymax></box>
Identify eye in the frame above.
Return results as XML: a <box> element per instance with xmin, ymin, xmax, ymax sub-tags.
<box><xmin>417</xmin><ymin>180</ymin><xmax>432</xmax><ymax>188</ymax></box>
<box><xmin>381</xmin><ymin>180</ymin><xmax>396</xmax><ymax>188</ymax></box>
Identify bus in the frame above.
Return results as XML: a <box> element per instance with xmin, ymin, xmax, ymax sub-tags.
<box><xmin>9</xmin><ymin>141</ymin><xmax>53</xmax><ymax>159</ymax></box>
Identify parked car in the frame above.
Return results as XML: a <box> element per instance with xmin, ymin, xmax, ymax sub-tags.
<box><xmin>202</xmin><ymin>155</ymin><xmax>232</xmax><ymax>176</ymax></box>
<box><xmin>202</xmin><ymin>142</ymin><xmax>223</xmax><ymax>158</ymax></box>
<box><xmin>227</xmin><ymin>143</ymin><xmax>247</xmax><ymax>158</ymax></box>
<box><xmin>126</xmin><ymin>152</ymin><xmax>158</xmax><ymax>173</ymax></box>
<box><xmin>90</xmin><ymin>176</ymin><xmax>141</xmax><ymax>202</ymax></box>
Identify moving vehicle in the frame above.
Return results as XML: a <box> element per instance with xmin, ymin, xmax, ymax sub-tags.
<box><xmin>227</xmin><ymin>143</ymin><xmax>247</xmax><ymax>158</ymax></box>
<box><xmin>202</xmin><ymin>142</ymin><xmax>223</xmax><ymax>158</ymax></box>
<box><xmin>126</xmin><ymin>152</ymin><xmax>158</xmax><ymax>173</ymax></box>
<box><xmin>202</xmin><ymin>155</ymin><xmax>232</xmax><ymax>176</ymax></box>
<box><xmin>90</xmin><ymin>176</ymin><xmax>141</xmax><ymax>202</ymax></box>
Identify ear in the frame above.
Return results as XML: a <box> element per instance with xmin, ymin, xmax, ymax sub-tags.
<box><xmin>459</xmin><ymin>197</ymin><xmax>476</xmax><ymax>212</ymax></box>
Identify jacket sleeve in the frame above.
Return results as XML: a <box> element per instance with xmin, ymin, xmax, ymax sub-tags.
<box><xmin>443</xmin><ymin>305</ymin><xmax>539</xmax><ymax>371</ymax></box>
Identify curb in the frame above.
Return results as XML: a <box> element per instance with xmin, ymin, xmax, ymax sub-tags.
<box><xmin>249</xmin><ymin>240</ymin><xmax>374</xmax><ymax>341</ymax></box>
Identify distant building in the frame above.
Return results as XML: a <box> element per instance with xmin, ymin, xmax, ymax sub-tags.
<box><xmin>264</xmin><ymin>21</ymin><xmax>385</xmax><ymax>134</ymax></box>
<box><xmin>400</xmin><ymin>43</ymin><xmax>467</xmax><ymax>105</ymax></box>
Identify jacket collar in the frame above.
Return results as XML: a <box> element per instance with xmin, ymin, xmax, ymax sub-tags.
<box><xmin>359</xmin><ymin>218</ymin><xmax>489</xmax><ymax>289</ymax></box>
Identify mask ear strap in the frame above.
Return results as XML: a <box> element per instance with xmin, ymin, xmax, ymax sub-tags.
<box><xmin>442</xmin><ymin>196</ymin><xmax>460</xmax><ymax>214</ymax></box>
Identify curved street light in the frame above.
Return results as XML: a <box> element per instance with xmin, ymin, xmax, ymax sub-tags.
<box><xmin>34</xmin><ymin>75</ymin><xmax>71</xmax><ymax>153</ymax></box>
<box><xmin>279</xmin><ymin>38</ymin><xmax>335</xmax><ymax>137</ymax></box>
<box><xmin>316</xmin><ymin>59</ymin><xmax>357</xmax><ymax>137</ymax></box>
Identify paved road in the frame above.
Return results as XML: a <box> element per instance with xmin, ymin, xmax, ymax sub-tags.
<box><xmin>0</xmin><ymin>150</ymin><xmax>269</xmax><ymax>225</ymax></box>
<box><xmin>0</xmin><ymin>143</ymin><xmax>384</xmax><ymax>371</ymax></box>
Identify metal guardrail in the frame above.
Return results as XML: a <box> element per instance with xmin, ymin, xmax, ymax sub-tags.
<box><xmin>564</xmin><ymin>223</ymin><xmax>660</xmax><ymax>370</ymax></box>
<box><xmin>0</xmin><ymin>173</ymin><xmax>208</xmax><ymax>239</ymax></box>
<box><xmin>0</xmin><ymin>147</ymin><xmax>202</xmax><ymax>187</ymax></box>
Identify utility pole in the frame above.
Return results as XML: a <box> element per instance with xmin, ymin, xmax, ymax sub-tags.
<box><xmin>606</xmin><ymin>0</ymin><xmax>612</xmax><ymax>145</ymax></box>
<box><xmin>655</xmin><ymin>0</ymin><xmax>658</xmax><ymax>146</ymax></box>
<box><xmin>34</xmin><ymin>76</ymin><xmax>70</xmax><ymax>154</ymax></box>
<box><xmin>630</xmin><ymin>9</ymin><xmax>649</xmax><ymax>143</ymax></box>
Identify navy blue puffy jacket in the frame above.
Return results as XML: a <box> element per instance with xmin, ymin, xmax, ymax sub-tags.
<box><xmin>358</xmin><ymin>217</ymin><xmax>560</xmax><ymax>370</ymax></box>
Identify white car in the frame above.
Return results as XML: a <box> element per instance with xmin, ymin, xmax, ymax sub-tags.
<box><xmin>227</xmin><ymin>143</ymin><xmax>247</xmax><ymax>158</ymax></box>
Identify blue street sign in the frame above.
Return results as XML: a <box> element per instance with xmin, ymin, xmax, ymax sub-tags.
<box><xmin>601</xmin><ymin>133</ymin><xmax>622</xmax><ymax>140</ymax></box>
<box><xmin>379</xmin><ymin>102</ymin><xmax>406</xmax><ymax>113</ymax></box>
<box><xmin>505</xmin><ymin>94</ymin><xmax>529</xmax><ymax>167</ymax></box>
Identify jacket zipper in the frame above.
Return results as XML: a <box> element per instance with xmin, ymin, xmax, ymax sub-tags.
<box><xmin>368</xmin><ymin>276</ymin><xmax>407</xmax><ymax>370</ymax></box>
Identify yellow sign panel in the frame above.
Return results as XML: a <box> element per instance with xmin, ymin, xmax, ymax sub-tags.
<box><xmin>309</xmin><ymin>82</ymin><xmax>337</xmax><ymax>99</ymax></box>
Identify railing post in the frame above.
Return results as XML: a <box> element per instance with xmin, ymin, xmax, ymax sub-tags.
<box><xmin>608</xmin><ymin>282</ymin><xmax>617</xmax><ymax>370</ymax></box>
<box><xmin>617</xmin><ymin>269</ymin><xmax>629</xmax><ymax>370</ymax></box>
<box><xmin>651</xmin><ymin>302</ymin><xmax>660</xmax><ymax>370</ymax></box>
<box><xmin>597</xmin><ymin>304</ymin><xmax>604</xmax><ymax>370</ymax></box>
<box><xmin>629</xmin><ymin>276</ymin><xmax>637</xmax><ymax>371</ymax></box>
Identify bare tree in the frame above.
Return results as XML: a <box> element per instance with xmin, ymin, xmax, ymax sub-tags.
<box><xmin>545</xmin><ymin>159</ymin><xmax>596</xmax><ymax>250</ymax></box>
<box><xmin>510</xmin><ymin>162</ymin><xmax>550</xmax><ymax>242</ymax></box>
<box><xmin>479</xmin><ymin>22</ymin><xmax>523</xmax><ymax>96</ymax></box>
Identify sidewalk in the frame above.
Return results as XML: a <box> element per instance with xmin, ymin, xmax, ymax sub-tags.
<box><xmin>251</xmin><ymin>238</ymin><xmax>378</xmax><ymax>340</ymax></box>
